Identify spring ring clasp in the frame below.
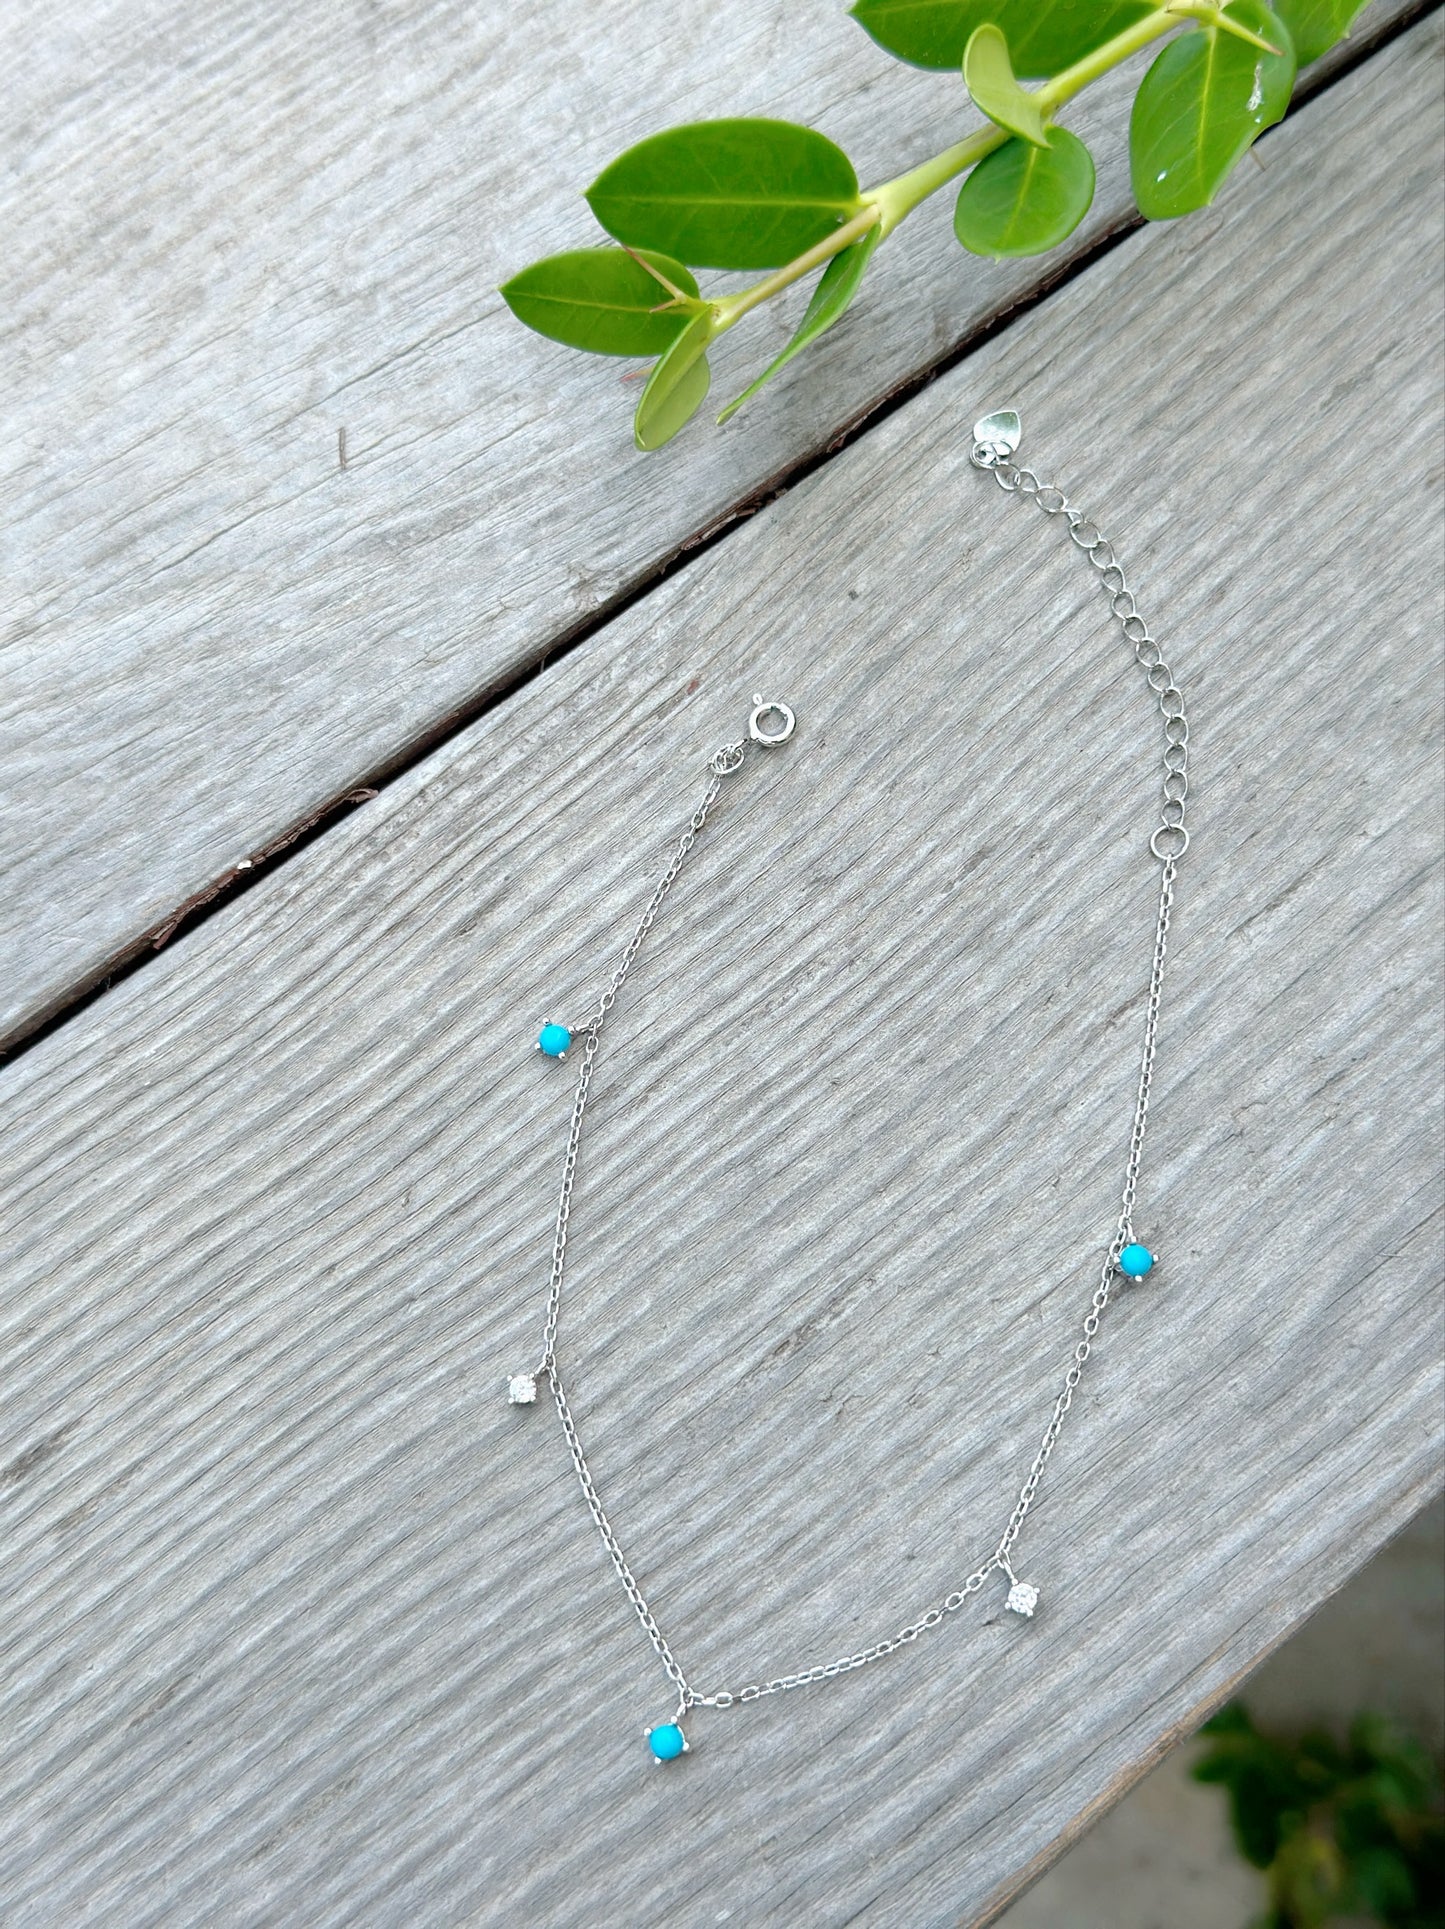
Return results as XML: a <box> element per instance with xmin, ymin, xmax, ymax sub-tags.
<box><xmin>748</xmin><ymin>695</ymin><xmax>796</xmax><ymax>747</ymax></box>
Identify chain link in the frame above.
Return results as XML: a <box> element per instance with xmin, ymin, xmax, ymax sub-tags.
<box><xmin>694</xmin><ymin>855</ymin><xmax>1179</xmax><ymax>1708</ymax></box>
<box><xmin>689</xmin><ymin>1563</ymin><xmax>996</xmax><ymax>1708</ymax></box>
<box><xmin>532</xmin><ymin>737</ymin><xmax>748</xmax><ymax>1710</ymax></box>
<box><xmin>980</xmin><ymin>445</ymin><xmax>1190</xmax><ymax>862</ymax></box>
<box><xmin>520</xmin><ymin>427</ymin><xmax>1190</xmax><ymax>1722</ymax></box>
<box><xmin>537</xmin><ymin>748</ymin><xmax>741</xmax><ymax>1375</ymax></box>
<box><xmin>992</xmin><ymin>857</ymin><xmax>1176</xmax><ymax>1573</ymax></box>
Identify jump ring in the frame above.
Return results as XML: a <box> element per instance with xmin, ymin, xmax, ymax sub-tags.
<box><xmin>1150</xmin><ymin>823</ymin><xmax>1190</xmax><ymax>861</ymax></box>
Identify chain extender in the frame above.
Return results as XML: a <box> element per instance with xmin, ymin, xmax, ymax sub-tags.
<box><xmin>513</xmin><ymin>409</ymin><xmax>1188</xmax><ymax>1733</ymax></box>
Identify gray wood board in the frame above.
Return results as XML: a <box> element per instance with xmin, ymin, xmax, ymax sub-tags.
<box><xmin>0</xmin><ymin>0</ymin><xmax>1419</xmax><ymax>1048</ymax></box>
<box><xmin>3</xmin><ymin>22</ymin><xmax>1443</xmax><ymax>1927</ymax></box>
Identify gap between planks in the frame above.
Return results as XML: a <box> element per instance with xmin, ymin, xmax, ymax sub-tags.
<box><xmin>1</xmin><ymin>0</ymin><xmax>1436</xmax><ymax>1066</ymax></box>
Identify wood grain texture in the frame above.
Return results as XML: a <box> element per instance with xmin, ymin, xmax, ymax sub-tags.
<box><xmin>0</xmin><ymin>0</ymin><xmax>1419</xmax><ymax>1047</ymax></box>
<box><xmin>2</xmin><ymin>22</ymin><xmax>1442</xmax><ymax>1927</ymax></box>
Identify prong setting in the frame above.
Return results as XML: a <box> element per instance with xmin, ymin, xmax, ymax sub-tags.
<box><xmin>1006</xmin><ymin>1579</ymin><xmax>1040</xmax><ymax>1618</ymax></box>
<box><xmin>645</xmin><ymin>1721</ymin><xmax>689</xmax><ymax>1762</ymax></box>
<box><xmin>536</xmin><ymin>1022</ymin><xmax>572</xmax><ymax>1060</ymax></box>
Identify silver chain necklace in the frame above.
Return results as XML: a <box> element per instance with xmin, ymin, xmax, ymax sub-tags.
<box><xmin>507</xmin><ymin>410</ymin><xmax>1191</xmax><ymax>1765</ymax></box>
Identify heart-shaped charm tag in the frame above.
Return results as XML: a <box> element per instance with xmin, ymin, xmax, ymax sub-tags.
<box><xmin>972</xmin><ymin>408</ymin><xmax>1022</xmax><ymax>457</ymax></box>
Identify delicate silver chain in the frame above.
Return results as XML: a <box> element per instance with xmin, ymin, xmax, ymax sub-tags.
<box><xmin>516</xmin><ymin>416</ymin><xmax>1189</xmax><ymax>1726</ymax></box>
<box><xmin>530</xmin><ymin>737</ymin><xmax>749</xmax><ymax>1719</ymax></box>
<box><xmin>537</xmin><ymin>750</ymin><xmax>739</xmax><ymax>1373</ymax></box>
<box><xmin>980</xmin><ymin>430</ymin><xmax>1190</xmax><ymax>865</ymax></box>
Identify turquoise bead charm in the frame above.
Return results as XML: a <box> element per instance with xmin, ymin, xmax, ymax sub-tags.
<box><xmin>1119</xmin><ymin>1242</ymin><xmax>1155</xmax><ymax>1278</ymax></box>
<box><xmin>536</xmin><ymin>1022</ymin><xmax>572</xmax><ymax>1059</ymax></box>
<box><xmin>646</xmin><ymin>1721</ymin><xmax>688</xmax><ymax>1763</ymax></box>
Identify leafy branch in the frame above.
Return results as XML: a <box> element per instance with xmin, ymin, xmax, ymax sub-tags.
<box><xmin>502</xmin><ymin>0</ymin><xmax>1375</xmax><ymax>450</ymax></box>
<box><xmin>1194</xmin><ymin>1702</ymin><xmax>1445</xmax><ymax>1928</ymax></box>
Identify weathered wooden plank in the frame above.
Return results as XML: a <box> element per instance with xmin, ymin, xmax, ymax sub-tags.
<box><xmin>2</xmin><ymin>22</ymin><xmax>1441</xmax><ymax>1927</ymax></box>
<box><xmin>0</xmin><ymin>0</ymin><xmax>1420</xmax><ymax>1048</ymax></box>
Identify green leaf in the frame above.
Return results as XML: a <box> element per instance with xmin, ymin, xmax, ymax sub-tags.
<box><xmin>1199</xmin><ymin>1704</ymin><xmax>1256</xmax><ymax>1738</ymax></box>
<box><xmin>634</xmin><ymin>312</ymin><xmax>713</xmax><ymax>451</ymax></box>
<box><xmin>850</xmin><ymin>1</ymin><xmax>1154</xmax><ymax>78</ymax></box>
<box><xmin>717</xmin><ymin>226</ymin><xmax>881</xmax><ymax>425</ymax></box>
<box><xmin>1271</xmin><ymin>0</ymin><xmax>1372</xmax><ymax>63</ymax></box>
<box><xmin>1130</xmin><ymin>2</ymin><xmax>1296</xmax><ymax>220</ymax></box>
<box><xmin>499</xmin><ymin>248</ymin><xmax>700</xmax><ymax>357</ymax></box>
<box><xmin>963</xmin><ymin>24</ymin><xmax>1049</xmax><ymax>145</ymax></box>
<box><xmin>1273</xmin><ymin>1827</ymin><xmax>1350</xmax><ymax>1915</ymax></box>
<box><xmin>587</xmin><ymin>119</ymin><xmax>861</xmax><ymax>271</ymax></box>
<box><xmin>1191</xmin><ymin>1704</ymin><xmax>1315</xmax><ymax>1870</ymax></box>
<box><xmin>1349</xmin><ymin>1844</ymin><xmax>1417</xmax><ymax>1915</ymax></box>
<box><xmin>954</xmin><ymin>128</ymin><xmax>1096</xmax><ymax>256</ymax></box>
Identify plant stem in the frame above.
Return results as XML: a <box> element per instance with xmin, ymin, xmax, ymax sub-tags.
<box><xmin>865</xmin><ymin>125</ymin><xmax>1007</xmax><ymax>238</ymax></box>
<box><xmin>713</xmin><ymin>205</ymin><xmax>883</xmax><ymax>329</ymax></box>
<box><xmin>1036</xmin><ymin>5</ymin><xmax>1181</xmax><ymax>112</ymax></box>
<box><xmin>714</xmin><ymin>0</ymin><xmax>1225</xmax><ymax>336</ymax></box>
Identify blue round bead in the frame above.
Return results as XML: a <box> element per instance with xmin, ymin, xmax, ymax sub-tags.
<box><xmin>647</xmin><ymin>1723</ymin><xmax>686</xmax><ymax>1762</ymax></box>
<box><xmin>1119</xmin><ymin>1242</ymin><xmax>1155</xmax><ymax>1278</ymax></box>
<box><xmin>537</xmin><ymin>1023</ymin><xmax>571</xmax><ymax>1059</ymax></box>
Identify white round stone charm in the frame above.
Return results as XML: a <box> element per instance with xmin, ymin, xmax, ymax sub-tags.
<box><xmin>1006</xmin><ymin>1579</ymin><xmax>1040</xmax><ymax>1618</ymax></box>
<box><xmin>507</xmin><ymin>1372</ymin><xmax>539</xmax><ymax>1405</ymax></box>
